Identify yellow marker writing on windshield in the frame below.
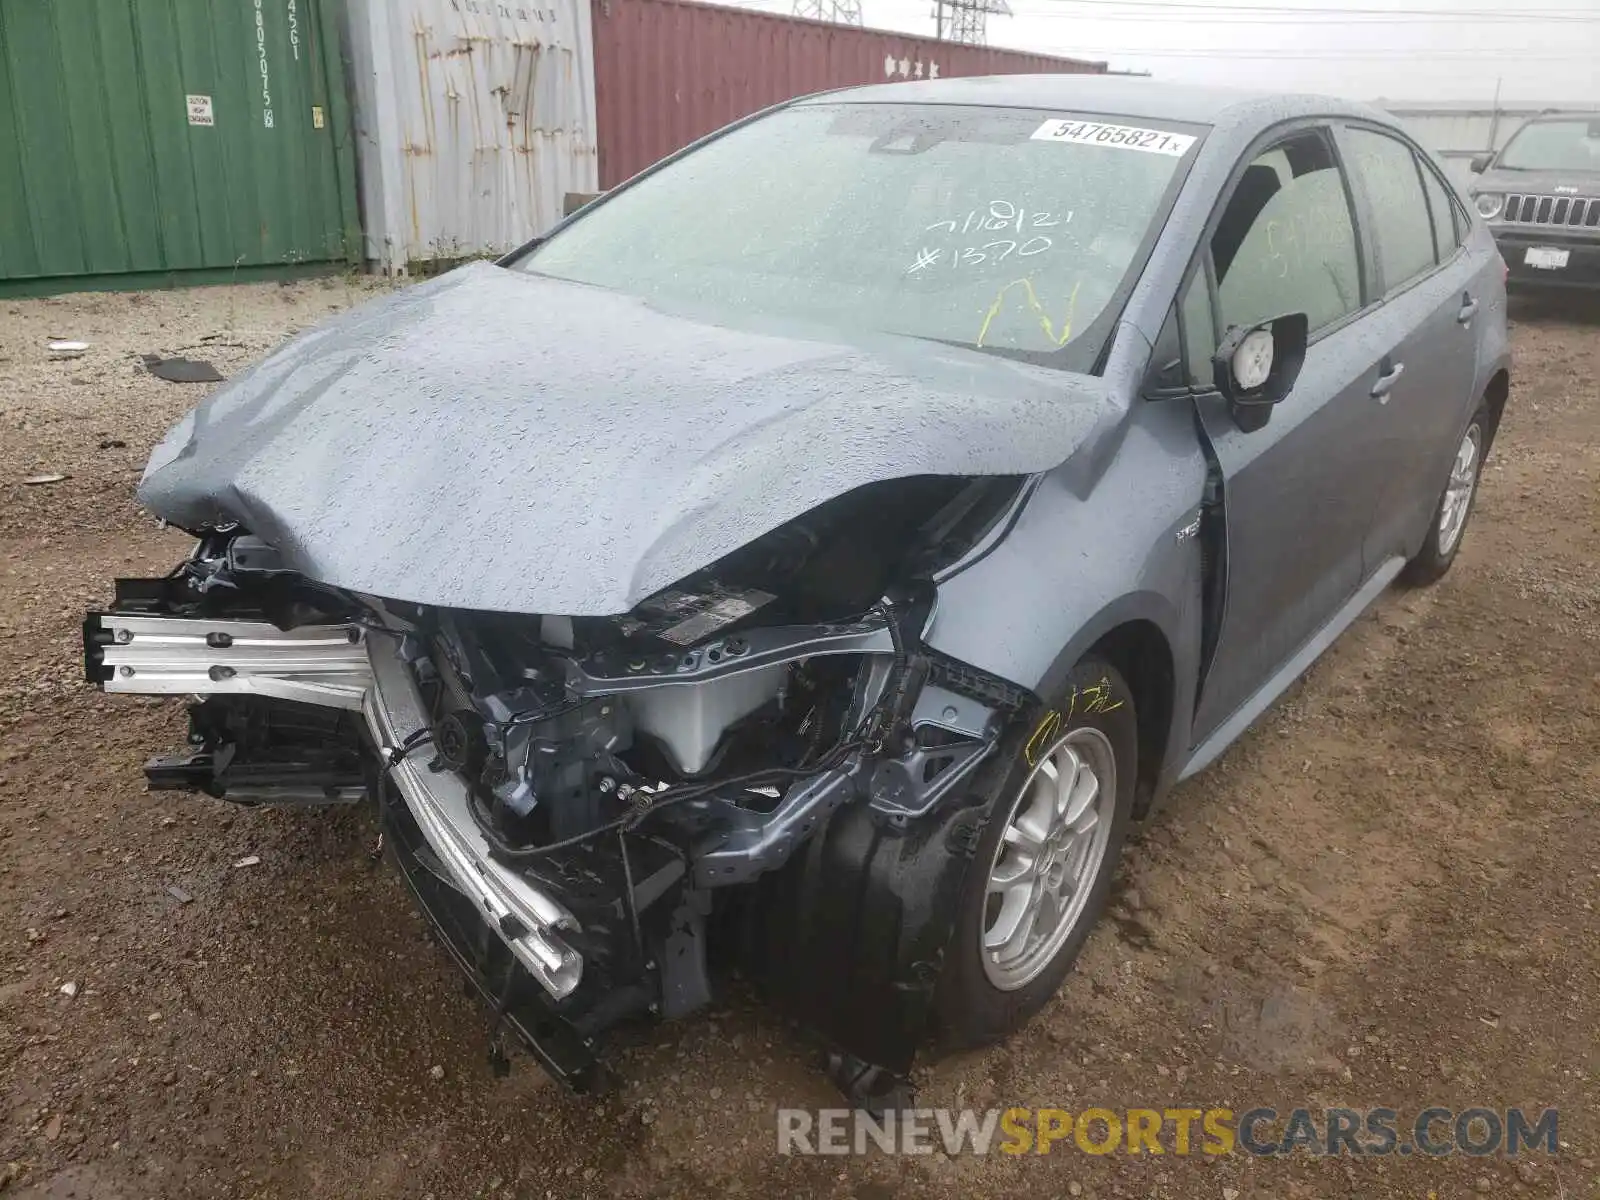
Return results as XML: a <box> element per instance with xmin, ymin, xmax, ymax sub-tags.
<box><xmin>976</xmin><ymin>277</ymin><xmax>1082</xmax><ymax>349</ymax></box>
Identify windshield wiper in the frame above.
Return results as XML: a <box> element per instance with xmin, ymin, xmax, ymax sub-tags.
<box><xmin>921</xmin><ymin>336</ymin><xmax>1071</xmax><ymax>370</ymax></box>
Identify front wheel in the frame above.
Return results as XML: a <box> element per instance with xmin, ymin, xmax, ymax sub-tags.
<box><xmin>1401</xmin><ymin>404</ymin><xmax>1488</xmax><ymax>586</ymax></box>
<box><xmin>934</xmin><ymin>657</ymin><xmax>1137</xmax><ymax>1049</ymax></box>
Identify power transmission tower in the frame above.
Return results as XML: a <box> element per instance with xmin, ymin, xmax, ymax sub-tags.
<box><xmin>793</xmin><ymin>0</ymin><xmax>863</xmax><ymax>24</ymax></box>
<box><xmin>932</xmin><ymin>0</ymin><xmax>1011</xmax><ymax>45</ymax></box>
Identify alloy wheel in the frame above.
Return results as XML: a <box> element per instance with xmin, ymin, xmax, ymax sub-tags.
<box><xmin>981</xmin><ymin>726</ymin><xmax>1117</xmax><ymax>991</ymax></box>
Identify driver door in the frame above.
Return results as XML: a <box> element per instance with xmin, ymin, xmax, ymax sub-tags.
<box><xmin>1187</xmin><ymin>124</ymin><xmax>1388</xmax><ymax>746</ymax></box>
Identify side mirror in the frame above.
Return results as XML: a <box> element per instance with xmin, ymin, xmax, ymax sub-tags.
<box><xmin>1469</xmin><ymin>152</ymin><xmax>1493</xmax><ymax>174</ymax></box>
<box><xmin>1212</xmin><ymin>313</ymin><xmax>1308</xmax><ymax>433</ymax></box>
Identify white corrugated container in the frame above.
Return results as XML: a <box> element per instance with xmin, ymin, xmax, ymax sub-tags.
<box><xmin>341</xmin><ymin>0</ymin><xmax>598</xmax><ymax>274</ymax></box>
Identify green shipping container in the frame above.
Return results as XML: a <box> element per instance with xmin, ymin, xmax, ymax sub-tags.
<box><xmin>0</xmin><ymin>0</ymin><xmax>359</xmax><ymax>295</ymax></box>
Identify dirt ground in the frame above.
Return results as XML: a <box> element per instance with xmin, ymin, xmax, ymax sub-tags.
<box><xmin>0</xmin><ymin>278</ymin><xmax>1596</xmax><ymax>1200</ymax></box>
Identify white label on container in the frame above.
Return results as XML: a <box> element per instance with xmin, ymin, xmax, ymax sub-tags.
<box><xmin>186</xmin><ymin>94</ymin><xmax>214</xmax><ymax>126</ymax></box>
<box><xmin>311</xmin><ymin>105</ymin><xmax>325</xmax><ymax>129</ymax></box>
<box><xmin>1031</xmin><ymin>119</ymin><xmax>1196</xmax><ymax>157</ymax></box>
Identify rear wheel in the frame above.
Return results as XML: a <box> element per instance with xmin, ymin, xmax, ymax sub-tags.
<box><xmin>935</xmin><ymin>657</ymin><xmax>1137</xmax><ymax>1049</ymax></box>
<box><xmin>1401</xmin><ymin>404</ymin><xmax>1488</xmax><ymax>586</ymax></box>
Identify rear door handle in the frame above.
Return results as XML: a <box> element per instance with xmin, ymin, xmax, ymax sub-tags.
<box><xmin>1457</xmin><ymin>295</ymin><xmax>1480</xmax><ymax>325</ymax></box>
<box><xmin>1370</xmin><ymin>360</ymin><xmax>1405</xmax><ymax>401</ymax></box>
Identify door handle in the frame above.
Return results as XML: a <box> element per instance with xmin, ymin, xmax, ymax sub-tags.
<box><xmin>1370</xmin><ymin>360</ymin><xmax>1405</xmax><ymax>401</ymax></box>
<box><xmin>1457</xmin><ymin>295</ymin><xmax>1480</xmax><ymax>325</ymax></box>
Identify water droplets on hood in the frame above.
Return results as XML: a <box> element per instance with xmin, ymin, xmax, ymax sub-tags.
<box><xmin>137</xmin><ymin>261</ymin><xmax>1123</xmax><ymax>614</ymax></box>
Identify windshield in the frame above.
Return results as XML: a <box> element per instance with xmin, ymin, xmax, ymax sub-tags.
<box><xmin>1497</xmin><ymin>119</ymin><xmax>1600</xmax><ymax>172</ymax></box>
<box><xmin>518</xmin><ymin>103</ymin><xmax>1201</xmax><ymax>370</ymax></box>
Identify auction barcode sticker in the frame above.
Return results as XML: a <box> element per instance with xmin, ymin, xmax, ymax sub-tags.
<box><xmin>1032</xmin><ymin>119</ymin><xmax>1196</xmax><ymax>156</ymax></box>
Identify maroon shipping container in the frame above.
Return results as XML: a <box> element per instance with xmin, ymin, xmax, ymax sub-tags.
<box><xmin>591</xmin><ymin>0</ymin><xmax>1105</xmax><ymax>188</ymax></box>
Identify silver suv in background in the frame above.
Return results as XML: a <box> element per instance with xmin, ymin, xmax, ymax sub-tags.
<box><xmin>1469</xmin><ymin>112</ymin><xmax>1600</xmax><ymax>289</ymax></box>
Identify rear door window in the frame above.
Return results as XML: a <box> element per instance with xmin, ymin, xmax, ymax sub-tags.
<box><xmin>1418</xmin><ymin>162</ymin><xmax>1464</xmax><ymax>262</ymax></box>
<box><xmin>1343</xmin><ymin>127</ymin><xmax>1438</xmax><ymax>292</ymax></box>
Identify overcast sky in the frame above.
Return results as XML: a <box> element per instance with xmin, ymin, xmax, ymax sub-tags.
<box><xmin>730</xmin><ymin>0</ymin><xmax>1600</xmax><ymax>104</ymax></box>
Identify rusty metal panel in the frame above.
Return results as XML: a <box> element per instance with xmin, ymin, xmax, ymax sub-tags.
<box><xmin>342</xmin><ymin>0</ymin><xmax>599</xmax><ymax>273</ymax></box>
<box><xmin>591</xmin><ymin>0</ymin><xmax>1104</xmax><ymax>188</ymax></box>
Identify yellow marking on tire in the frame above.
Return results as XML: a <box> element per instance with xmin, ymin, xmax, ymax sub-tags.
<box><xmin>1024</xmin><ymin>709</ymin><xmax>1062</xmax><ymax>766</ymax></box>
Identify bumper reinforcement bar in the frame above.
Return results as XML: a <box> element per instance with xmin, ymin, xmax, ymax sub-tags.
<box><xmin>83</xmin><ymin>611</ymin><xmax>584</xmax><ymax>1002</ymax></box>
<box><xmin>85</xmin><ymin>613</ymin><xmax>373</xmax><ymax>710</ymax></box>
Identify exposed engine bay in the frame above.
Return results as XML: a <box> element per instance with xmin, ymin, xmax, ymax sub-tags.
<box><xmin>85</xmin><ymin>475</ymin><xmax>1037</xmax><ymax>1092</ymax></box>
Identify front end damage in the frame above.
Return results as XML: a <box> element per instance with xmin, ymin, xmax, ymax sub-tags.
<box><xmin>85</xmin><ymin>480</ymin><xmax>1035</xmax><ymax>1093</ymax></box>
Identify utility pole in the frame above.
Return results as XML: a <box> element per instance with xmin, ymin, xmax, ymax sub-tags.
<box><xmin>930</xmin><ymin>0</ymin><xmax>1011</xmax><ymax>45</ymax></box>
<box><xmin>1487</xmin><ymin>75</ymin><xmax>1504</xmax><ymax>155</ymax></box>
<box><xmin>793</xmin><ymin>0</ymin><xmax>863</xmax><ymax>24</ymax></box>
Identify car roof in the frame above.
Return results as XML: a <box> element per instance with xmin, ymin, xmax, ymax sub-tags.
<box><xmin>804</xmin><ymin>74</ymin><xmax>1383</xmax><ymax>131</ymax></box>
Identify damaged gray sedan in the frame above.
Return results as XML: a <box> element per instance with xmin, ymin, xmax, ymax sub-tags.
<box><xmin>84</xmin><ymin>77</ymin><xmax>1510</xmax><ymax>1102</ymax></box>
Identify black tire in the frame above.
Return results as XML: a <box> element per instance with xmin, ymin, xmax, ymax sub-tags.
<box><xmin>934</xmin><ymin>656</ymin><xmax>1137</xmax><ymax>1050</ymax></box>
<box><xmin>1401</xmin><ymin>403</ymin><xmax>1489</xmax><ymax>587</ymax></box>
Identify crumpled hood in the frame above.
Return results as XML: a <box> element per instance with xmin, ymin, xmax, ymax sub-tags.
<box><xmin>139</xmin><ymin>261</ymin><xmax>1126</xmax><ymax>614</ymax></box>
